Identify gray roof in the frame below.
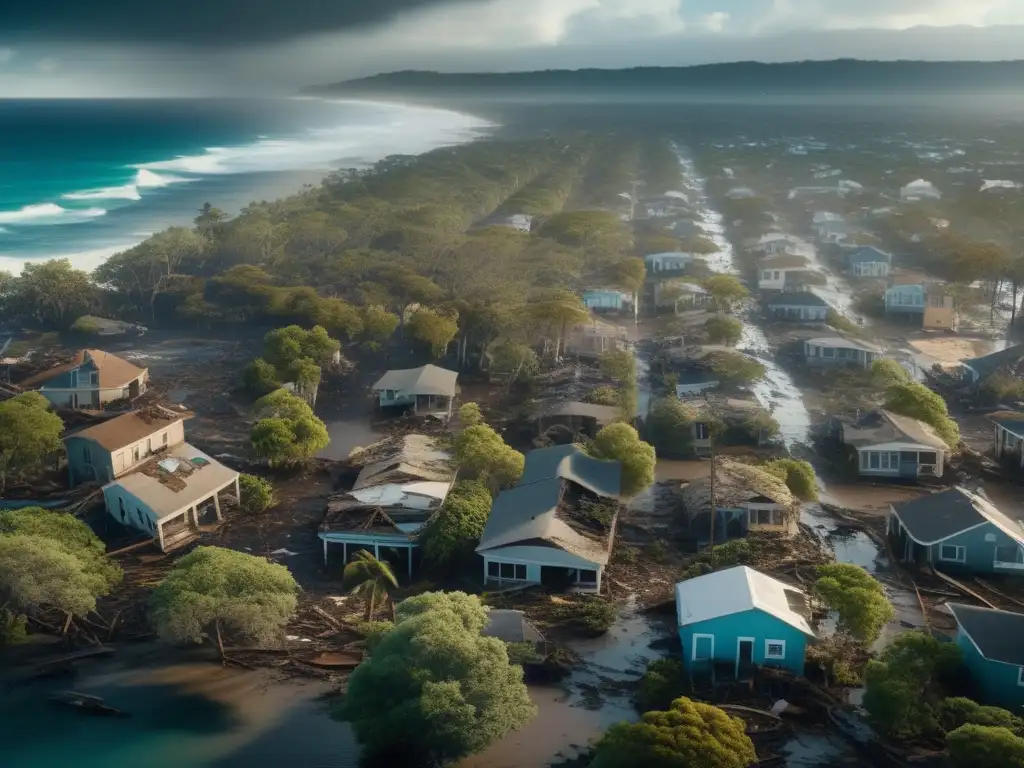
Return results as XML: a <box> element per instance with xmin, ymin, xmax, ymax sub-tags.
<box><xmin>766</xmin><ymin>291</ymin><xmax>829</xmax><ymax>308</ymax></box>
<box><xmin>476</xmin><ymin>477</ymin><xmax>610</xmax><ymax>564</ymax></box>
<box><xmin>841</xmin><ymin>409</ymin><xmax>947</xmax><ymax>451</ymax></box>
<box><xmin>517</xmin><ymin>444</ymin><xmax>622</xmax><ymax>497</ymax></box>
<box><xmin>988</xmin><ymin>411</ymin><xmax>1024</xmax><ymax>439</ymax></box>
<box><xmin>806</xmin><ymin>336</ymin><xmax>882</xmax><ymax>353</ymax></box>
<box><xmin>948</xmin><ymin>603</ymin><xmax>1024</xmax><ymax>666</ymax></box>
<box><xmin>962</xmin><ymin>344</ymin><xmax>1024</xmax><ymax>379</ymax></box>
<box><xmin>848</xmin><ymin>246</ymin><xmax>891</xmax><ymax>265</ymax></box>
<box><xmin>532</xmin><ymin>401</ymin><xmax>620</xmax><ymax>425</ymax></box>
<box><xmin>891</xmin><ymin>487</ymin><xmax>1024</xmax><ymax>545</ymax></box>
<box><xmin>482</xmin><ymin>609</ymin><xmax>545</xmax><ymax>644</ymax></box>
<box><xmin>371</xmin><ymin>364</ymin><xmax>458</xmax><ymax>397</ymax></box>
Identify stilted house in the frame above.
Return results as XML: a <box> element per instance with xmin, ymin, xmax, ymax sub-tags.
<box><xmin>371</xmin><ymin>364</ymin><xmax>458</xmax><ymax>419</ymax></box>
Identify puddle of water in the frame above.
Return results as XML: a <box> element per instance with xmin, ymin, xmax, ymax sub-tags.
<box><xmin>316</xmin><ymin>419</ymin><xmax>382</xmax><ymax>462</ymax></box>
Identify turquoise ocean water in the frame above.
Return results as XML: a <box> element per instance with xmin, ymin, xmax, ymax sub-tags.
<box><xmin>0</xmin><ymin>98</ymin><xmax>490</xmax><ymax>271</ymax></box>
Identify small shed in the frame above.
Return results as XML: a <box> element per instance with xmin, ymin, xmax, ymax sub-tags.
<box><xmin>675</xmin><ymin>566</ymin><xmax>815</xmax><ymax>677</ymax></box>
<box><xmin>371</xmin><ymin>364</ymin><xmax>458</xmax><ymax>419</ymax></box>
<box><xmin>948</xmin><ymin>603</ymin><xmax>1024</xmax><ymax>709</ymax></box>
<box><xmin>887</xmin><ymin>487</ymin><xmax>1024</xmax><ymax>575</ymax></box>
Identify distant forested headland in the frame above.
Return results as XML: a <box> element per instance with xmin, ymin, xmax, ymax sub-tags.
<box><xmin>306</xmin><ymin>59</ymin><xmax>1024</xmax><ymax>97</ymax></box>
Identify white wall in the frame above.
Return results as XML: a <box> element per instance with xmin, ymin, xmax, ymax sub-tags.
<box><xmin>758</xmin><ymin>269</ymin><xmax>786</xmax><ymax>290</ymax></box>
<box><xmin>112</xmin><ymin>421</ymin><xmax>186</xmax><ymax>477</ymax></box>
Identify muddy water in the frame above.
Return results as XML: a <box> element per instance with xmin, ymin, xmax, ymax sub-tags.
<box><xmin>317</xmin><ymin>419</ymin><xmax>383</xmax><ymax>462</ymax></box>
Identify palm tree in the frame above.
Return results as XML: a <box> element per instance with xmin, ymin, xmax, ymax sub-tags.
<box><xmin>343</xmin><ymin>551</ymin><xmax>399</xmax><ymax>621</ymax></box>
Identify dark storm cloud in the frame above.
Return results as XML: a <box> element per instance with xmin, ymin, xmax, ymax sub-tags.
<box><xmin>0</xmin><ymin>0</ymin><xmax>473</xmax><ymax>45</ymax></box>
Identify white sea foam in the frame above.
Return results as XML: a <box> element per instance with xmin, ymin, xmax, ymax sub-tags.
<box><xmin>0</xmin><ymin>203</ymin><xmax>106</xmax><ymax>225</ymax></box>
<box><xmin>134</xmin><ymin>168</ymin><xmax>189</xmax><ymax>188</ymax></box>
<box><xmin>63</xmin><ymin>184</ymin><xmax>142</xmax><ymax>201</ymax></box>
<box><xmin>135</xmin><ymin>101</ymin><xmax>493</xmax><ymax>177</ymax></box>
<box><xmin>0</xmin><ymin>244</ymin><xmax>133</xmax><ymax>275</ymax></box>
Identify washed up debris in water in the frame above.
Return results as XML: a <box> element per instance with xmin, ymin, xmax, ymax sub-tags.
<box><xmin>270</xmin><ymin>548</ymin><xmax>299</xmax><ymax>557</ymax></box>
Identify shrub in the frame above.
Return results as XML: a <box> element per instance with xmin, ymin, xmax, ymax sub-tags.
<box><xmin>237</xmin><ymin>474</ymin><xmax>275</xmax><ymax>515</ymax></box>
<box><xmin>636</xmin><ymin>659</ymin><xmax>688</xmax><ymax>712</ymax></box>
<box><xmin>946</xmin><ymin>724</ymin><xmax>1024</xmax><ymax>768</ymax></box>
<box><xmin>556</xmin><ymin>596</ymin><xmax>617</xmax><ymax>635</ymax></box>
<box><xmin>585</xmin><ymin>386</ymin><xmax>621</xmax><ymax>406</ymax></box>
<box><xmin>940</xmin><ymin>697</ymin><xmax>1024</xmax><ymax>736</ymax></box>
<box><xmin>243</xmin><ymin>357</ymin><xmax>280</xmax><ymax>395</ymax></box>
<box><xmin>813</xmin><ymin>563</ymin><xmax>895</xmax><ymax>644</ymax></box>
<box><xmin>762</xmin><ymin>458</ymin><xmax>818</xmax><ymax>501</ymax></box>
<box><xmin>704</xmin><ymin>316</ymin><xmax>743</xmax><ymax>345</ymax></box>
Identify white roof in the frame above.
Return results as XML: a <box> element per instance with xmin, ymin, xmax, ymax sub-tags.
<box><xmin>106</xmin><ymin>443</ymin><xmax>238</xmax><ymax>521</ymax></box>
<box><xmin>349</xmin><ymin>481</ymin><xmax>452</xmax><ymax>507</ymax></box>
<box><xmin>674</xmin><ymin>565</ymin><xmax>815</xmax><ymax>637</ymax></box>
<box><xmin>806</xmin><ymin>336</ymin><xmax>882</xmax><ymax>353</ymax></box>
<box><xmin>644</xmin><ymin>251</ymin><xmax>694</xmax><ymax>261</ymax></box>
<box><xmin>371</xmin><ymin>364</ymin><xmax>458</xmax><ymax>397</ymax></box>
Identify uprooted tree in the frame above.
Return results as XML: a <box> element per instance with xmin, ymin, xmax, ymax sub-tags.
<box><xmin>588</xmin><ymin>422</ymin><xmax>656</xmax><ymax>497</ymax></box>
<box><xmin>813</xmin><ymin>563</ymin><xmax>895</xmax><ymax>645</ymax></box>
<box><xmin>454</xmin><ymin>424</ymin><xmax>525</xmax><ymax>488</ymax></box>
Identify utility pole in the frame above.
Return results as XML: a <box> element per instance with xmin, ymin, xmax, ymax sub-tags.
<box><xmin>706</xmin><ymin>393</ymin><xmax>716</xmax><ymax>560</ymax></box>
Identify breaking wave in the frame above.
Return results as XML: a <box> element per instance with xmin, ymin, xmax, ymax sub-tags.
<box><xmin>0</xmin><ymin>203</ymin><xmax>106</xmax><ymax>226</ymax></box>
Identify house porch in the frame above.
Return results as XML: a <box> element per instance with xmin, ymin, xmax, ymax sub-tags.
<box><xmin>156</xmin><ymin>475</ymin><xmax>240</xmax><ymax>552</ymax></box>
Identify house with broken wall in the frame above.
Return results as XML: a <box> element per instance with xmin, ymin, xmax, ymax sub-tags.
<box><xmin>19</xmin><ymin>348</ymin><xmax>148</xmax><ymax>411</ymax></box>
<box><xmin>319</xmin><ymin>434</ymin><xmax>455</xmax><ymax>575</ymax></box>
<box><xmin>679</xmin><ymin>457</ymin><xmax>798</xmax><ymax>546</ymax></box>
<box><xmin>476</xmin><ymin>444</ymin><xmax>622</xmax><ymax>593</ymax></box>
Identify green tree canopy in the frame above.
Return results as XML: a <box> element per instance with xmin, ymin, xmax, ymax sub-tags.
<box><xmin>0</xmin><ymin>392</ymin><xmax>64</xmax><ymax>494</ymax></box>
<box><xmin>338</xmin><ymin>590</ymin><xmax>536</xmax><ymax>766</ymax></box>
<box><xmin>457</xmin><ymin>402</ymin><xmax>483</xmax><ymax>427</ymax></box>
<box><xmin>762</xmin><ymin>458</ymin><xmax>818</xmax><ymax>501</ymax></box>
<box><xmin>598</xmin><ymin>348</ymin><xmax>637</xmax><ymax>384</ymax></box>
<box><xmin>591</xmin><ymin>697</ymin><xmax>757</xmax><ymax>768</ymax></box>
<box><xmin>589</xmin><ymin>422</ymin><xmax>656</xmax><ymax>497</ymax></box>
<box><xmin>0</xmin><ymin>535</ymin><xmax>115</xmax><ymax>619</ymax></box>
<box><xmin>940</xmin><ymin>697</ymin><xmax>1024</xmax><ymax>736</ymax></box>
<box><xmin>420</xmin><ymin>480</ymin><xmax>493</xmax><ymax>568</ymax></box>
<box><xmin>704</xmin><ymin>315</ymin><xmax>743</xmax><ymax>345</ymax></box>
<box><xmin>8</xmin><ymin>259</ymin><xmax>96</xmax><ymax>327</ymax></box>
<box><xmin>863</xmin><ymin>630</ymin><xmax>964</xmax><ymax>738</ymax></box>
<box><xmin>813</xmin><ymin>563</ymin><xmax>894</xmax><ymax>644</ymax></box>
<box><xmin>488</xmin><ymin>341</ymin><xmax>540</xmax><ymax>385</ymax></box>
<box><xmin>360</xmin><ymin>305</ymin><xmax>400</xmax><ymax>344</ymax></box>
<box><xmin>870</xmin><ymin>358</ymin><xmax>912</xmax><ymax>389</ymax></box>
<box><xmin>947</xmin><ymin>724</ymin><xmax>1024</xmax><ymax>768</ymax></box>
<box><xmin>237</xmin><ymin>474</ymin><xmax>275</xmax><ymax>515</ymax></box>
<box><xmin>242</xmin><ymin>357</ymin><xmax>280</xmax><ymax>396</ymax></box>
<box><xmin>704</xmin><ymin>275</ymin><xmax>749</xmax><ymax>311</ymax></box>
<box><xmin>454</xmin><ymin>424</ymin><xmax>525</xmax><ymax>488</ymax></box>
<box><xmin>883</xmin><ymin>381</ymin><xmax>959</xmax><ymax>448</ymax></box>
<box><xmin>0</xmin><ymin>506</ymin><xmax>122</xmax><ymax>592</ymax></box>
<box><xmin>645</xmin><ymin>397</ymin><xmax>698</xmax><ymax>459</ymax></box>
<box><xmin>263</xmin><ymin>324</ymin><xmax>340</xmax><ymax>369</ymax></box>
<box><xmin>250</xmin><ymin>389</ymin><xmax>330</xmax><ymax>466</ymax></box>
<box><xmin>149</xmin><ymin>546</ymin><xmax>299</xmax><ymax>654</ymax></box>
<box><xmin>408</xmin><ymin>308</ymin><xmax>459</xmax><ymax>358</ymax></box>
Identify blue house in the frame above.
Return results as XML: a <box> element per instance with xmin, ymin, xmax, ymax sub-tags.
<box><xmin>884</xmin><ymin>284</ymin><xmax>926</xmax><ymax>315</ymax></box>
<box><xmin>948</xmin><ymin>603</ymin><xmax>1024</xmax><ymax>710</ymax></box>
<box><xmin>888</xmin><ymin>487</ymin><xmax>1024</xmax><ymax>575</ymax></box>
<box><xmin>675</xmin><ymin>565</ymin><xmax>815</xmax><ymax>677</ymax></box>
<box><xmin>19</xmin><ymin>348</ymin><xmax>148</xmax><ymax>410</ymax></box>
<box><xmin>581</xmin><ymin>289</ymin><xmax>632</xmax><ymax>313</ymax></box>
<box><xmin>370</xmin><ymin>364</ymin><xmax>458</xmax><ymax>419</ymax></box>
<box><xmin>764</xmin><ymin>290</ymin><xmax>829</xmax><ymax>322</ymax></box>
<box><xmin>847</xmin><ymin>247</ymin><xmax>892</xmax><ymax>278</ymax></box>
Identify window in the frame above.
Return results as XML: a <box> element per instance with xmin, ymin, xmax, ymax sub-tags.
<box><xmin>837</xmin><ymin>348</ymin><xmax>849</xmax><ymax>359</ymax></box>
<box><xmin>919</xmin><ymin>451</ymin><xmax>937</xmax><ymax>464</ymax></box>
<box><xmin>132</xmin><ymin>446</ymin><xmax>140</xmax><ymax>463</ymax></box>
<box><xmin>822</xmin><ymin>347</ymin><xmax>835</xmax><ymax>358</ymax></box>
<box><xmin>761</xmin><ymin>270</ymin><xmax>771</xmax><ymax>280</ymax></box>
<box><xmin>694</xmin><ymin>422</ymin><xmax>709</xmax><ymax>440</ymax></box>
<box><xmin>162</xmin><ymin>432</ymin><xmax>169</xmax><ymax>446</ymax></box>
<box><xmin>773</xmin><ymin>271</ymin><xmax>781</xmax><ymax>280</ymax></box>
<box><xmin>939</xmin><ymin>545</ymin><xmax>966</xmax><ymax>563</ymax></box>
<box><xmin>869</xmin><ymin>452</ymin><xmax>880</xmax><ymax>469</ymax></box>
<box><xmin>82</xmin><ymin>445</ymin><xmax>92</xmax><ymax>463</ymax></box>
<box><xmin>496</xmin><ymin>562</ymin><xmax>527</xmax><ymax>580</ymax></box>
<box><xmin>577</xmin><ymin>569</ymin><xmax>597</xmax><ymax>584</ymax></box>
<box><xmin>487</xmin><ymin>561</ymin><xmax>499</xmax><ymax>577</ymax></box>
<box><xmin>384</xmin><ymin>389</ymin><xmax>396</xmax><ymax>401</ymax></box>
<box><xmin>808</xmin><ymin>345</ymin><xmax>819</xmax><ymax>357</ymax></box>
<box><xmin>70</xmin><ymin>370</ymin><xmax>79</xmax><ymax>387</ymax></box>
<box><xmin>995</xmin><ymin>545</ymin><xmax>1024</xmax><ymax>565</ymax></box>
<box><xmin>765</xmin><ymin>640</ymin><xmax>786</xmax><ymax>659</ymax></box>
<box><xmin>90</xmin><ymin>372</ymin><xmax>99</xmax><ymax>386</ymax></box>
<box><xmin>771</xmin><ymin>510</ymin><xmax>784</xmax><ymax>525</ymax></box>
<box><xmin>929</xmin><ymin>294</ymin><xmax>944</xmax><ymax>307</ymax></box>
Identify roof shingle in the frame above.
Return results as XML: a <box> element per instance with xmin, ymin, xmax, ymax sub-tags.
<box><xmin>20</xmin><ymin>349</ymin><xmax>147</xmax><ymax>389</ymax></box>
<box><xmin>891</xmin><ymin>487</ymin><xmax>1024</xmax><ymax>545</ymax></box>
<box><xmin>948</xmin><ymin>603</ymin><xmax>1024</xmax><ymax>666</ymax></box>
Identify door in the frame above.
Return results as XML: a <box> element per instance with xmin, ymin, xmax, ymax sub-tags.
<box><xmin>692</xmin><ymin>634</ymin><xmax>714</xmax><ymax>662</ymax></box>
<box><xmin>70</xmin><ymin>392</ymin><xmax>79</xmax><ymax>409</ymax></box>
<box><xmin>737</xmin><ymin>638</ymin><xmax>754</xmax><ymax>677</ymax></box>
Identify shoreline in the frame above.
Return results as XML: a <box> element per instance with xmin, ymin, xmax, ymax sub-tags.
<box><xmin>0</xmin><ymin>97</ymin><xmax>495</xmax><ymax>274</ymax></box>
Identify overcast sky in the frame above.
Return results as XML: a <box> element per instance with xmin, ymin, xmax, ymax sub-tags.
<box><xmin>1</xmin><ymin>0</ymin><xmax>1023</xmax><ymax>96</ymax></box>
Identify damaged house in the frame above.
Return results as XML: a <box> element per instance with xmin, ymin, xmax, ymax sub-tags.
<box><xmin>680</xmin><ymin>458</ymin><xmax>798</xmax><ymax>545</ymax></box>
<box><xmin>476</xmin><ymin>444</ymin><xmax>621</xmax><ymax>592</ymax></box>
<box><xmin>319</xmin><ymin>434</ymin><xmax>455</xmax><ymax>574</ymax></box>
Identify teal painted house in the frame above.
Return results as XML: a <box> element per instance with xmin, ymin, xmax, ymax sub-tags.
<box><xmin>370</xmin><ymin>364</ymin><xmax>458</xmax><ymax>419</ymax></box>
<box><xmin>675</xmin><ymin>566</ymin><xmax>815</xmax><ymax>677</ymax></box>
<box><xmin>948</xmin><ymin>603</ymin><xmax>1024</xmax><ymax>710</ymax></box>
<box><xmin>888</xmin><ymin>487</ymin><xmax>1024</xmax><ymax>575</ymax></box>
